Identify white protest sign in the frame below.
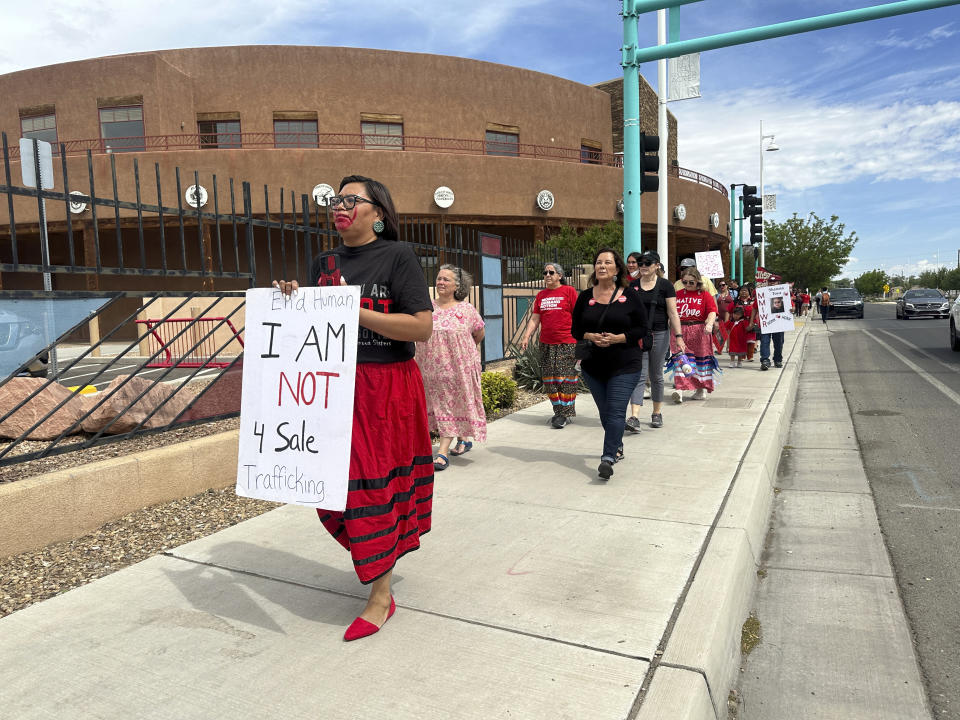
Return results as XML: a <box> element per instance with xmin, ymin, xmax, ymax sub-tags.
<box><xmin>694</xmin><ymin>250</ymin><xmax>724</xmax><ymax>279</ymax></box>
<box><xmin>755</xmin><ymin>283</ymin><xmax>795</xmax><ymax>334</ymax></box>
<box><xmin>237</xmin><ymin>286</ymin><xmax>360</xmax><ymax>511</ymax></box>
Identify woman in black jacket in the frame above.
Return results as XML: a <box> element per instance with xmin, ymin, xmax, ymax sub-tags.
<box><xmin>571</xmin><ymin>247</ymin><xmax>649</xmax><ymax>480</ymax></box>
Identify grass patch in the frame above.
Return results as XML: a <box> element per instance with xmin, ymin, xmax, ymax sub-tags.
<box><xmin>741</xmin><ymin>613</ymin><xmax>762</xmax><ymax>656</ymax></box>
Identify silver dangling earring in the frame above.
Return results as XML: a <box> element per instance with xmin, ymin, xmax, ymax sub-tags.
<box><xmin>372</xmin><ymin>219</ymin><xmax>385</xmax><ymax>234</ymax></box>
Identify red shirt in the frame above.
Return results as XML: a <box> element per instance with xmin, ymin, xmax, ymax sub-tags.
<box><xmin>533</xmin><ymin>285</ymin><xmax>579</xmax><ymax>344</ymax></box>
<box><xmin>675</xmin><ymin>289</ymin><xmax>718</xmax><ymax>323</ymax></box>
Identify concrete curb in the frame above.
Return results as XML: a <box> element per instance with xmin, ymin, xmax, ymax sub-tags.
<box><xmin>656</xmin><ymin>325</ymin><xmax>808</xmax><ymax>719</ymax></box>
<box><xmin>0</xmin><ymin>430</ymin><xmax>239</xmax><ymax>558</ymax></box>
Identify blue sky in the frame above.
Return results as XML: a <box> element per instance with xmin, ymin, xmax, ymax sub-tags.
<box><xmin>3</xmin><ymin>0</ymin><xmax>959</xmax><ymax>278</ymax></box>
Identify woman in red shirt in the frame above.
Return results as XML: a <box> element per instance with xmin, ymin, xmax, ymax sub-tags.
<box><xmin>519</xmin><ymin>262</ymin><xmax>580</xmax><ymax>428</ymax></box>
<box><xmin>670</xmin><ymin>267</ymin><xmax>720</xmax><ymax>402</ymax></box>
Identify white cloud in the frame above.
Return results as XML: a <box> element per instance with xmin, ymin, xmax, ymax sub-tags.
<box><xmin>0</xmin><ymin>0</ymin><xmax>556</xmax><ymax>75</ymax></box>
<box><xmin>671</xmin><ymin>89</ymin><xmax>960</xmax><ymax>193</ymax></box>
<box><xmin>877</xmin><ymin>23</ymin><xmax>957</xmax><ymax>50</ymax></box>
<box><xmin>0</xmin><ymin>0</ymin><xmax>329</xmax><ymax>75</ymax></box>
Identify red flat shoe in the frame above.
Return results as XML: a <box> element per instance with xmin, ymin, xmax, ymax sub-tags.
<box><xmin>343</xmin><ymin>595</ymin><xmax>396</xmax><ymax>642</ymax></box>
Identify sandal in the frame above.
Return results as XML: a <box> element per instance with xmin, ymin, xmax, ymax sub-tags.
<box><xmin>433</xmin><ymin>454</ymin><xmax>449</xmax><ymax>471</ymax></box>
<box><xmin>450</xmin><ymin>440</ymin><xmax>473</xmax><ymax>456</ymax></box>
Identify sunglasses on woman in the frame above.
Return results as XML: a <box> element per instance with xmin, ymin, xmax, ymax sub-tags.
<box><xmin>682</xmin><ymin>280</ymin><xmax>698</xmax><ymax>286</ymax></box>
<box><xmin>543</xmin><ymin>270</ymin><xmax>557</xmax><ymax>276</ymax></box>
<box><xmin>327</xmin><ymin>194</ymin><xmax>381</xmax><ymax>210</ymax></box>
<box><xmin>638</xmin><ymin>260</ymin><xmax>656</xmax><ymax>267</ymax></box>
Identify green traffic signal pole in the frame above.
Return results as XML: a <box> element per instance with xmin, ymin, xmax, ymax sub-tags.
<box><xmin>622</xmin><ymin>0</ymin><xmax>705</xmax><ymax>258</ymax></box>
<box><xmin>622</xmin><ymin>0</ymin><xmax>960</xmax><ymax>259</ymax></box>
<box><xmin>632</xmin><ymin>0</ymin><xmax>960</xmax><ymax>64</ymax></box>
<box><xmin>729</xmin><ymin>184</ymin><xmax>737</xmax><ymax>281</ymax></box>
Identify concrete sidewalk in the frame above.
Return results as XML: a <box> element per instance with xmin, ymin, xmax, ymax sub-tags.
<box><xmin>0</xmin><ymin>327</ymin><xmax>807</xmax><ymax>720</ymax></box>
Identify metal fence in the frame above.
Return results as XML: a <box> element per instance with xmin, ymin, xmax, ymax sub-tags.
<box><xmin>0</xmin><ymin>134</ymin><xmax>598</xmax><ymax>465</ymax></box>
<box><xmin>0</xmin><ymin>290</ymin><xmax>245</xmax><ymax>468</ymax></box>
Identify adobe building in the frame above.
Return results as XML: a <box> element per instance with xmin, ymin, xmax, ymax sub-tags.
<box><xmin>0</xmin><ymin>46</ymin><xmax>730</xmax><ymax>294</ymax></box>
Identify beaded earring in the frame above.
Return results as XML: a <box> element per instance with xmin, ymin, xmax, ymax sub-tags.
<box><xmin>372</xmin><ymin>219</ymin><xmax>385</xmax><ymax>233</ymax></box>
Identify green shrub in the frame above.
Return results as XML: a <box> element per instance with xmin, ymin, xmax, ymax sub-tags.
<box><xmin>510</xmin><ymin>342</ymin><xmax>543</xmax><ymax>392</ymax></box>
<box><xmin>481</xmin><ymin>371</ymin><xmax>518</xmax><ymax>414</ymax></box>
<box><xmin>510</xmin><ymin>342</ymin><xmax>589</xmax><ymax>394</ymax></box>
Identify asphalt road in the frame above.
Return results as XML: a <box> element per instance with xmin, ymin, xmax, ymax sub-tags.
<box><xmin>828</xmin><ymin>302</ymin><xmax>959</xmax><ymax>719</ymax></box>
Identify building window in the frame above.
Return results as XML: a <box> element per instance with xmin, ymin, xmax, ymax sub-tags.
<box><xmin>485</xmin><ymin>129</ymin><xmax>519</xmax><ymax>157</ymax></box>
<box><xmin>198</xmin><ymin>120</ymin><xmax>242</xmax><ymax>149</ymax></box>
<box><xmin>99</xmin><ymin>106</ymin><xmax>145</xmax><ymax>152</ymax></box>
<box><xmin>274</xmin><ymin>119</ymin><xmax>318</xmax><ymax>148</ymax></box>
<box><xmin>21</xmin><ymin>113</ymin><xmax>58</xmax><ymax>149</ymax></box>
<box><xmin>580</xmin><ymin>140</ymin><xmax>602</xmax><ymax>165</ymax></box>
<box><xmin>361</xmin><ymin>121</ymin><xmax>403</xmax><ymax>150</ymax></box>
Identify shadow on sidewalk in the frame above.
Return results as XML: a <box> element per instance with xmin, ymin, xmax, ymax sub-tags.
<box><xmin>161</xmin><ymin>540</ymin><xmax>389</xmax><ymax>633</ymax></box>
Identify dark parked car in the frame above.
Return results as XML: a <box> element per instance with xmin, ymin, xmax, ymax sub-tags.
<box><xmin>827</xmin><ymin>288</ymin><xmax>864</xmax><ymax>318</ymax></box>
<box><xmin>896</xmin><ymin>288</ymin><xmax>950</xmax><ymax>320</ymax></box>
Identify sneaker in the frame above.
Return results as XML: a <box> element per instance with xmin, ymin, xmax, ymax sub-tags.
<box><xmin>692</xmin><ymin>388</ymin><xmax>706</xmax><ymax>400</ymax></box>
<box><xmin>625</xmin><ymin>416</ymin><xmax>642</xmax><ymax>433</ymax></box>
<box><xmin>729</xmin><ymin>361</ymin><xmax>737</xmax><ymax>369</ymax></box>
<box><xmin>598</xmin><ymin>460</ymin><xmax>614</xmax><ymax>479</ymax></box>
<box><xmin>672</xmin><ymin>390</ymin><xmax>683</xmax><ymax>404</ymax></box>
<box><xmin>760</xmin><ymin>360</ymin><xmax>770</xmax><ymax>371</ymax></box>
<box><xmin>650</xmin><ymin>413</ymin><xmax>663</xmax><ymax>428</ymax></box>
<box><xmin>551</xmin><ymin>414</ymin><xmax>567</xmax><ymax>429</ymax></box>
<box><xmin>774</xmin><ymin>361</ymin><xmax>783</xmax><ymax>368</ymax></box>
<box><xmin>737</xmin><ymin>359</ymin><xmax>743</xmax><ymax>367</ymax></box>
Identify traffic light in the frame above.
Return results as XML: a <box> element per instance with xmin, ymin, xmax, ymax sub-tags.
<box><xmin>742</xmin><ymin>185</ymin><xmax>762</xmax><ymax>245</ymax></box>
<box><xmin>640</xmin><ymin>133</ymin><xmax>659</xmax><ymax>193</ymax></box>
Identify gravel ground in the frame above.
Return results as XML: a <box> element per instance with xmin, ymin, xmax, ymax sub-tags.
<box><xmin>0</xmin><ymin>381</ymin><xmax>549</xmax><ymax>619</ymax></box>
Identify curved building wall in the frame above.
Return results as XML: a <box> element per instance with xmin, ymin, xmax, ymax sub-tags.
<box><xmin>0</xmin><ymin>46</ymin><xmax>731</xmax><ymax>287</ymax></box>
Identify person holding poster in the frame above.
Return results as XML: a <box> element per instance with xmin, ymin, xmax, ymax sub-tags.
<box><xmin>669</xmin><ymin>267</ymin><xmax>719</xmax><ymax>403</ymax></box>
<box><xmin>518</xmin><ymin>262</ymin><xmax>580</xmax><ymax>428</ymax></box>
<box><xmin>274</xmin><ymin>175</ymin><xmax>434</xmax><ymax>642</ymax></box>
<box><xmin>571</xmin><ymin>248</ymin><xmax>648</xmax><ymax>480</ymax></box>
<box><xmin>736</xmin><ymin>286</ymin><xmax>758</xmax><ymax>362</ymax></box>
<box><xmin>416</xmin><ymin>265</ymin><xmax>486</xmax><ymax>470</ymax></box>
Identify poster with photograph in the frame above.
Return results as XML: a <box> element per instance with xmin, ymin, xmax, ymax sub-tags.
<box><xmin>236</xmin><ymin>286</ymin><xmax>360</xmax><ymax>511</ymax></box>
<box><xmin>755</xmin><ymin>283</ymin><xmax>795</xmax><ymax>334</ymax></box>
<box><xmin>694</xmin><ymin>250</ymin><xmax>724</xmax><ymax>278</ymax></box>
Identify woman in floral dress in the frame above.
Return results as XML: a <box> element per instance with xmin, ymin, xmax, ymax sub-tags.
<box><xmin>416</xmin><ymin>264</ymin><xmax>486</xmax><ymax>471</ymax></box>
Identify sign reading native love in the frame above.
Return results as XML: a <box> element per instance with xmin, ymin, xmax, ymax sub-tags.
<box><xmin>236</xmin><ymin>287</ymin><xmax>360</xmax><ymax>511</ymax></box>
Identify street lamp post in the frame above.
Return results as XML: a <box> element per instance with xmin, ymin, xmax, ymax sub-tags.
<box><xmin>759</xmin><ymin>120</ymin><xmax>779</xmax><ymax>268</ymax></box>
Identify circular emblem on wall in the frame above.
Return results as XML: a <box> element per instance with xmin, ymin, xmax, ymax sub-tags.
<box><xmin>674</xmin><ymin>204</ymin><xmax>687</xmax><ymax>221</ymax></box>
<box><xmin>710</xmin><ymin>211</ymin><xmax>720</xmax><ymax>229</ymax></box>
<box><xmin>434</xmin><ymin>186</ymin><xmax>455</xmax><ymax>208</ymax></box>
<box><xmin>536</xmin><ymin>190</ymin><xmax>555</xmax><ymax>211</ymax></box>
<box><xmin>185</xmin><ymin>185</ymin><xmax>208</xmax><ymax>209</ymax></box>
<box><xmin>68</xmin><ymin>190</ymin><xmax>88</xmax><ymax>214</ymax></box>
<box><xmin>312</xmin><ymin>183</ymin><xmax>335</xmax><ymax>206</ymax></box>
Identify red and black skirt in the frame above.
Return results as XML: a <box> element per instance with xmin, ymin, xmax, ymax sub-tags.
<box><xmin>316</xmin><ymin>359</ymin><xmax>434</xmax><ymax>584</ymax></box>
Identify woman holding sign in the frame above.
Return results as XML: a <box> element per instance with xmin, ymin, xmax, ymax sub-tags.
<box><xmin>416</xmin><ymin>265</ymin><xmax>486</xmax><ymax>471</ymax></box>
<box><xmin>275</xmin><ymin>175</ymin><xmax>434</xmax><ymax>642</ymax></box>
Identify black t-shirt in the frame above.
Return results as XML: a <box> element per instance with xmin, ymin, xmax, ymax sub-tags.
<box><xmin>309</xmin><ymin>239</ymin><xmax>433</xmax><ymax>364</ymax></box>
<box><xmin>630</xmin><ymin>276</ymin><xmax>676</xmax><ymax>331</ymax></box>
<box><xmin>571</xmin><ymin>286</ymin><xmax>649</xmax><ymax>379</ymax></box>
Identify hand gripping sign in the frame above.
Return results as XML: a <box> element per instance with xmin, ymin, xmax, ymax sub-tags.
<box><xmin>236</xmin><ymin>286</ymin><xmax>360</xmax><ymax>511</ymax></box>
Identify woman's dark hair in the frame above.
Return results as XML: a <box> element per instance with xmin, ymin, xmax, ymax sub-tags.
<box><xmin>627</xmin><ymin>252</ymin><xmax>643</xmax><ymax>264</ymax></box>
<box><xmin>339</xmin><ymin>175</ymin><xmax>399</xmax><ymax>241</ymax></box>
<box><xmin>589</xmin><ymin>247</ymin><xmax>630</xmax><ymax>288</ymax></box>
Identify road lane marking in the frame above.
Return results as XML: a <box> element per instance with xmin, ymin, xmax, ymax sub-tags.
<box><xmin>862</xmin><ymin>330</ymin><xmax>960</xmax><ymax>408</ymax></box>
<box><xmin>898</xmin><ymin>504</ymin><xmax>960</xmax><ymax>513</ymax></box>
<box><xmin>875</xmin><ymin>329</ymin><xmax>960</xmax><ymax>376</ymax></box>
